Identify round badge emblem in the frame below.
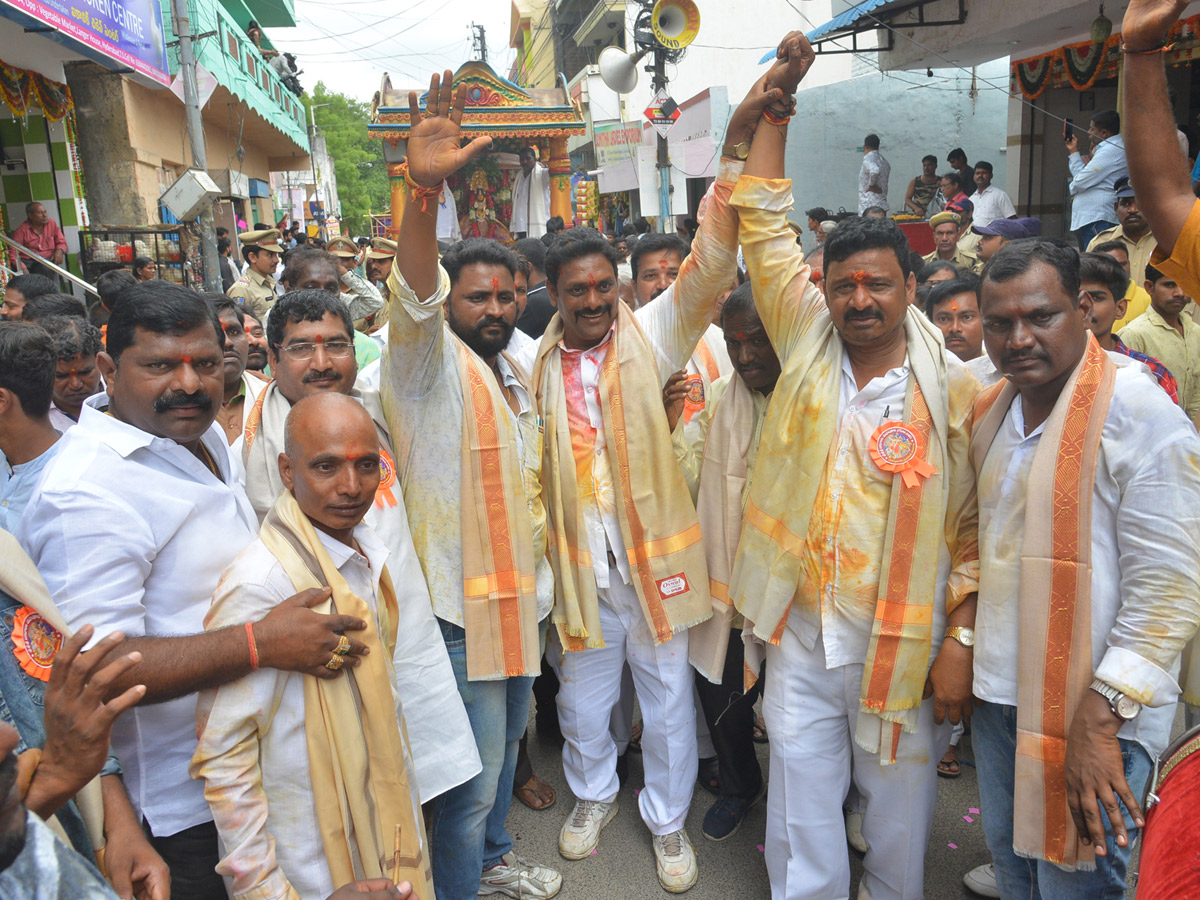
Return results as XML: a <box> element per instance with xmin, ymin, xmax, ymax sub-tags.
<box><xmin>11</xmin><ymin>607</ymin><xmax>63</xmax><ymax>682</ymax></box>
<box><xmin>874</xmin><ymin>423</ymin><xmax>919</xmax><ymax>469</ymax></box>
<box><xmin>683</xmin><ymin>374</ymin><xmax>705</xmax><ymax>409</ymax></box>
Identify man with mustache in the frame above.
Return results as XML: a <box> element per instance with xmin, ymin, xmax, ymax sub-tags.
<box><xmin>210</xmin><ymin>296</ymin><xmax>265</xmax><ymax>453</ymax></box>
<box><xmin>1117</xmin><ymin>263</ymin><xmax>1200</xmax><ymax>420</ymax></box>
<box><xmin>728</xmin><ymin>32</ymin><xmax>980</xmax><ymax>900</ymax></box>
<box><xmin>240</xmin><ymin>288</ymin><xmax>480</xmax><ymax>816</ymax></box>
<box><xmin>1087</xmin><ymin>177</ymin><xmax>1155</xmax><ymax>285</ymax></box>
<box><xmin>242</xmin><ymin>308</ymin><xmax>270</xmax><ymax>373</ymax></box>
<box><xmin>44</xmin><ymin>316</ymin><xmax>105</xmax><ymax>431</ymax></box>
<box><xmin>966</xmin><ymin>237</ymin><xmax>1200</xmax><ymax>900</ymax></box>
<box><xmin>279</xmin><ymin>248</ymin><xmax>381</xmax><ymax>372</ymax></box>
<box><xmin>925</xmin><ymin>276</ymin><xmax>984</xmax><ymax>362</ymax></box>
<box><xmin>18</xmin><ymin>281</ymin><xmax>373</xmax><ymax>899</ymax></box>
<box><xmin>382</xmin><ymin>75</ymin><xmax>558</xmax><ymax>900</ymax></box>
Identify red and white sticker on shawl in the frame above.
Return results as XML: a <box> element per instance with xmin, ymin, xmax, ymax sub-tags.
<box><xmin>656</xmin><ymin>573</ymin><xmax>690</xmax><ymax>600</ymax></box>
<box><xmin>11</xmin><ymin>607</ymin><xmax>63</xmax><ymax>682</ymax></box>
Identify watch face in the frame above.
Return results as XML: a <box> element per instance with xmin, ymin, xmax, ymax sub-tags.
<box><xmin>1116</xmin><ymin>695</ymin><xmax>1140</xmax><ymax>719</ymax></box>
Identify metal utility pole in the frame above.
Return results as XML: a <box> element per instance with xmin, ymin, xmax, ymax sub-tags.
<box><xmin>169</xmin><ymin>0</ymin><xmax>220</xmax><ymax>291</ymax></box>
<box><xmin>652</xmin><ymin>51</ymin><xmax>670</xmax><ymax>234</ymax></box>
<box><xmin>471</xmin><ymin>23</ymin><xmax>488</xmax><ymax>63</ymax></box>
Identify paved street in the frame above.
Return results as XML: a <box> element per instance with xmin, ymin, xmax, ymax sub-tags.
<box><xmin>501</xmin><ymin>698</ymin><xmax>1156</xmax><ymax>899</ymax></box>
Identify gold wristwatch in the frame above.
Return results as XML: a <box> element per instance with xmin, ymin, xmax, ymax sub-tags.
<box><xmin>722</xmin><ymin>140</ymin><xmax>751</xmax><ymax>160</ymax></box>
<box><xmin>944</xmin><ymin>626</ymin><xmax>975</xmax><ymax>648</ymax></box>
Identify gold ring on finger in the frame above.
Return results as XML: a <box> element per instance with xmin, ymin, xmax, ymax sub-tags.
<box><xmin>335</xmin><ymin>634</ymin><xmax>351</xmax><ymax>656</ymax></box>
<box><xmin>325</xmin><ymin>654</ymin><xmax>344</xmax><ymax>671</ymax></box>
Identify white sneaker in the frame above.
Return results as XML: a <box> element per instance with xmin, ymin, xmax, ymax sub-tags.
<box><xmin>845</xmin><ymin>811</ymin><xmax>869</xmax><ymax>854</ymax></box>
<box><xmin>963</xmin><ymin>863</ymin><xmax>1000</xmax><ymax>898</ymax></box>
<box><xmin>478</xmin><ymin>851</ymin><xmax>562</xmax><ymax>899</ymax></box>
<box><xmin>651</xmin><ymin>829</ymin><xmax>698</xmax><ymax>894</ymax></box>
<box><xmin>558</xmin><ymin>799</ymin><xmax>617</xmax><ymax>859</ymax></box>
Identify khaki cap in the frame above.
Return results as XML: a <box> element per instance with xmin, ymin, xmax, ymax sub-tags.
<box><xmin>366</xmin><ymin>237</ymin><xmax>397</xmax><ymax>260</ymax></box>
<box><xmin>327</xmin><ymin>236</ymin><xmax>359</xmax><ymax>258</ymax></box>
<box><xmin>928</xmin><ymin>211</ymin><xmax>963</xmax><ymax>229</ymax></box>
<box><xmin>239</xmin><ymin>228</ymin><xmax>285</xmax><ymax>253</ymax></box>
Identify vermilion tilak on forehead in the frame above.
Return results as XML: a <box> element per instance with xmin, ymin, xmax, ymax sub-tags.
<box><xmin>950</xmin><ymin>302</ymin><xmax>959</xmax><ymax>312</ymax></box>
<box><xmin>587</xmin><ymin>273</ymin><xmax>597</xmax><ymax>288</ymax></box>
<box><xmin>181</xmin><ymin>356</ymin><xmax>193</xmax><ymax>364</ymax></box>
<box><xmin>491</xmin><ymin>277</ymin><xmax>499</xmax><ymax>291</ymax></box>
<box><xmin>850</xmin><ymin>270</ymin><xmax>871</xmax><ymax>284</ymax></box>
<box><xmin>314</xmin><ymin>334</ymin><xmax>324</xmax><ymax>344</ymax></box>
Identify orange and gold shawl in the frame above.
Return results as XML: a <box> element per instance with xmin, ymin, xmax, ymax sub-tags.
<box><xmin>532</xmin><ymin>302</ymin><xmax>711</xmax><ymax>649</ymax></box>
<box><xmin>969</xmin><ymin>335</ymin><xmax>1116</xmax><ymax>870</ymax></box>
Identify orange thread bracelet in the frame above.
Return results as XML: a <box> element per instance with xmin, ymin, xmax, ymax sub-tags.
<box><xmin>246</xmin><ymin>622</ymin><xmax>260</xmax><ymax>671</ymax></box>
<box><xmin>397</xmin><ymin>161</ymin><xmax>443</xmax><ymax>213</ymax></box>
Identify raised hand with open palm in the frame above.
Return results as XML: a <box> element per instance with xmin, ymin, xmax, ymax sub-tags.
<box><xmin>405</xmin><ymin>70</ymin><xmax>494</xmax><ymax>189</ymax></box>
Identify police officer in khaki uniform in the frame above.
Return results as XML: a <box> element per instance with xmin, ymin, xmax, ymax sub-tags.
<box><xmin>227</xmin><ymin>229</ymin><xmax>284</xmax><ymax>320</ymax></box>
<box><xmin>329</xmin><ymin>236</ymin><xmax>385</xmax><ymax>329</ymax></box>
<box><xmin>921</xmin><ymin>210</ymin><xmax>981</xmax><ymax>273</ymax></box>
<box><xmin>363</xmin><ymin>238</ymin><xmax>397</xmax><ymax>334</ymax></box>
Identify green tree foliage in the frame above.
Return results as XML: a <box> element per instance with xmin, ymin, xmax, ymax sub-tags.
<box><xmin>303</xmin><ymin>84</ymin><xmax>387</xmax><ymax>236</ymax></box>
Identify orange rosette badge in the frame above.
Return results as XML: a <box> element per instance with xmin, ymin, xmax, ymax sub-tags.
<box><xmin>869</xmin><ymin>421</ymin><xmax>938</xmax><ymax>489</ymax></box>
<box><xmin>374</xmin><ymin>449</ymin><xmax>399</xmax><ymax>509</ymax></box>
<box><xmin>11</xmin><ymin>606</ymin><xmax>63</xmax><ymax>682</ymax></box>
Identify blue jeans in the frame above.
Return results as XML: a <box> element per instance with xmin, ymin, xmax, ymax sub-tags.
<box><xmin>973</xmin><ymin>701</ymin><xmax>1152</xmax><ymax>900</ymax></box>
<box><xmin>429</xmin><ymin>619</ymin><xmax>536</xmax><ymax>900</ymax></box>
<box><xmin>1074</xmin><ymin>220</ymin><xmax>1117</xmax><ymax>249</ymax></box>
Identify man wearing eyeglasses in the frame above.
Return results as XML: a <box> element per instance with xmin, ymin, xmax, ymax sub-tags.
<box><xmin>238</xmin><ymin>287</ymin><xmax>483</xmax><ymax>815</ymax></box>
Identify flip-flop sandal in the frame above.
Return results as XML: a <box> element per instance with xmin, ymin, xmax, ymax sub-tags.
<box><xmin>937</xmin><ymin>751</ymin><xmax>961</xmax><ymax>778</ymax></box>
<box><xmin>514</xmin><ymin>774</ymin><xmax>556</xmax><ymax>810</ymax></box>
<box><xmin>753</xmin><ymin>715</ymin><xmax>769</xmax><ymax>744</ymax></box>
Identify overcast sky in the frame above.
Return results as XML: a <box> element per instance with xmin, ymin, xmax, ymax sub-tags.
<box><xmin>279</xmin><ymin>0</ymin><xmax>520</xmax><ymax>101</ymax></box>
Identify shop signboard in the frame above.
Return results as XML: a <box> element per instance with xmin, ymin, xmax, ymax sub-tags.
<box><xmin>594</xmin><ymin>120</ymin><xmax>643</xmax><ymax>168</ymax></box>
<box><xmin>0</xmin><ymin>0</ymin><xmax>170</xmax><ymax>86</ymax></box>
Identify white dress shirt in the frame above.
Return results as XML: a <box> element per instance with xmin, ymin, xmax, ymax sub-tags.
<box><xmin>196</xmin><ymin>525</ymin><xmax>423</xmax><ymax>900</ymax></box>
<box><xmin>17</xmin><ymin>399</ymin><xmax>257</xmax><ymax>835</ymax></box>
<box><xmin>1068</xmin><ymin>133</ymin><xmax>1127</xmax><ymax>231</ymax></box>
<box><xmin>968</xmin><ymin>184</ymin><xmax>1017</xmax><ymax>228</ymax></box>
<box><xmin>858</xmin><ymin>150</ymin><xmax>891</xmax><ymax>214</ymax></box>
<box><xmin>0</xmin><ymin>441</ymin><xmax>61</xmax><ymax>533</ymax></box>
<box><xmin>975</xmin><ymin>357</ymin><xmax>1200</xmax><ymax>757</ymax></box>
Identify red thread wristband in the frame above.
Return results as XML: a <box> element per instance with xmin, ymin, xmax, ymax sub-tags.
<box><xmin>246</xmin><ymin>622</ymin><xmax>260</xmax><ymax>671</ymax></box>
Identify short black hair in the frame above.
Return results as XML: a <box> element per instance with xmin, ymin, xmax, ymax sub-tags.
<box><xmin>924</xmin><ymin>276</ymin><xmax>981</xmax><ymax>318</ymax></box>
<box><xmin>1145</xmin><ymin>263</ymin><xmax>1167</xmax><ymax>285</ymax></box>
<box><xmin>512</xmin><ymin>252</ymin><xmax>533</xmax><ymax>281</ymax></box>
<box><xmin>215</xmin><ymin>226</ymin><xmax>229</xmax><ymax>238</ymax></box>
<box><xmin>862</xmin><ymin>206</ymin><xmax>887</xmax><ymax>217</ymax></box>
<box><xmin>1091</xmin><ymin>109</ymin><xmax>1120</xmax><ymax>135</ymax></box>
<box><xmin>974</xmin><ymin>160</ymin><xmax>994</xmax><ymax>174</ymax></box>
<box><xmin>21</xmin><ymin>292</ymin><xmax>87</xmax><ymax>322</ymax></box>
<box><xmin>545</xmin><ymin>228</ymin><xmax>621</xmax><ymax>289</ymax></box>
<box><xmin>281</xmin><ymin>247</ymin><xmax>338</xmax><ymax>290</ymax></box>
<box><xmin>103</xmin><ymin>281</ymin><xmax>224</xmax><ymax>362</ymax></box>
<box><xmin>0</xmin><ymin>321</ymin><xmax>55</xmax><ymax>417</ymax></box>
<box><xmin>5</xmin><ymin>274</ymin><xmax>56</xmax><ymax>302</ymax></box>
<box><xmin>217</xmin><ymin>237</ymin><xmax>231</xmax><ymax>255</ymax></box>
<box><xmin>95</xmin><ymin>269</ymin><xmax>138</xmax><ymax>312</ymax></box>
<box><xmin>864</xmin><ymin>134</ymin><xmax>880</xmax><ymax>150</ymax></box>
<box><xmin>939</xmin><ymin>172</ymin><xmax>963</xmax><ymax>193</ymax></box>
<box><xmin>512</xmin><ymin>237</ymin><xmax>547</xmax><ymax>274</ymax></box>
<box><xmin>922</xmin><ymin>154</ymin><xmax>937</xmax><ymax>166</ymax></box>
<box><xmin>546</xmin><ymin>216</ymin><xmax>565</xmax><ymax>233</ymax></box>
<box><xmin>1079</xmin><ymin>252</ymin><xmax>1130</xmax><ymax>301</ymax></box>
<box><xmin>981</xmin><ymin>238</ymin><xmax>1081</xmax><ymax>307</ymax></box>
<box><xmin>267</xmin><ymin>290</ymin><xmax>353</xmax><ymax>350</ymax></box>
<box><xmin>825</xmin><ymin>215</ymin><xmax>914</xmax><ymax>280</ymax></box>
<box><xmin>442</xmin><ymin>239</ymin><xmax>519</xmax><ymax>287</ymax></box>
<box><xmin>133</xmin><ymin>256</ymin><xmax>153</xmax><ymax>271</ymax></box>
<box><xmin>947</xmin><ymin>147</ymin><xmax>966</xmax><ymax>163</ymax></box>
<box><xmin>41</xmin><ymin>315</ymin><xmax>103</xmax><ymax>361</ymax></box>
<box><xmin>209</xmin><ymin>294</ymin><xmax>246</xmax><ymax>326</ymax></box>
<box><xmin>916</xmin><ymin>260</ymin><xmax>959</xmax><ymax>285</ymax></box>
<box><xmin>1091</xmin><ymin>240</ymin><xmax>1129</xmax><ymax>258</ymax></box>
<box><xmin>634</xmin><ymin>218</ymin><xmax>651</xmax><ymax>234</ymax></box>
<box><xmin>805</xmin><ymin>207</ymin><xmax>829</xmax><ymax>222</ymax></box>
<box><xmin>630</xmin><ymin>233</ymin><xmax>688</xmax><ymax>281</ymax></box>
<box><xmin>720</xmin><ymin>281</ymin><xmax>758</xmax><ymax>326</ymax></box>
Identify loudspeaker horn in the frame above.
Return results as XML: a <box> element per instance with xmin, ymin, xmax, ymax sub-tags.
<box><xmin>598</xmin><ymin>45</ymin><xmax>649</xmax><ymax>94</ymax></box>
<box><xmin>651</xmin><ymin>0</ymin><xmax>700</xmax><ymax>51</ymax></box>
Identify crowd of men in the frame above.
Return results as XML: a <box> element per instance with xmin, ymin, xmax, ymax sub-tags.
<box><xmin>2</xmin><ymin>5</ymin><xmax>1200</xmax><ymax>900</ymax></box>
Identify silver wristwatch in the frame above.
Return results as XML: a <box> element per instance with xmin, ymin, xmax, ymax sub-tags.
<box><xmin>1089</xmin><ymin>679</ymin><xmax>1141</xmax><ymax>721</ymax></box>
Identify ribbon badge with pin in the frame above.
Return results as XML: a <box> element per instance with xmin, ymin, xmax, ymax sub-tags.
<box><xmin>868</xmin><ymin>420</ymin><xmax>937</xmax><ymax>488</ymax></box>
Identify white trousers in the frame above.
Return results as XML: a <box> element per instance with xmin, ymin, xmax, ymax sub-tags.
<box><xmin>762</xmin><ymin>624</ymin><xmax>948</xmax><ymax>900</ymax></box>
<box><xmin>610</xmin><ymin>666</ymin><xmax>716</xmax><ymax>758</ymax></box>
<box><xmin>551</xmin><ymin>567</ymin><xmax>698</xmax><ymax>834</ymax></box>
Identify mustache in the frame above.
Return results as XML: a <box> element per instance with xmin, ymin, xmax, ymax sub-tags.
<box><xmin>475</xmin><ymin>316</ymin><xmax>512</xmax><ymax>332</ymax></box>
<box><xmin>154</xmin><ymin>391</ymin><xmax>213</xmax><ymax>413</ymax></box>
<box><xmin>843</xmin><ymin>308</ymin><xmax>883</xmax><ymax>322</ymax></box>
<box><xmin>302</xmin><ymin>369</ymin><xmax>342</xmax><ymax>384</ymax></box>
<box><xmin>575</xmin><ymin>305</ymin><xmax>612</xmax><ymax>320</ymax></box>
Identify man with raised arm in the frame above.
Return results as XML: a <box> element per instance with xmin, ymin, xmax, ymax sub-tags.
<box><xmin>728</xmin><ymin>33</ymin><xmax>982</xmax><ymax>900</ymax></box>
<box><xmin>380</xmin><ymin>74</ymin><xmax>560</xmax><ymax>900</ymax></box>
<box><xmin>506</xmin><ymin>61</ymin><xmax>787</xmax><ymax>896</ymax></box>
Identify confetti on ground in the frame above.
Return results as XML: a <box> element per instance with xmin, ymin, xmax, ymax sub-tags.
<box><xmin>634</xmin><ymin>789</ymin><xmax>641</xmax><ymax>796</ymax></box>
<box><xmin>969</xmin><ymin>807</ymin><xmax>980</xmax><ymax>814</ymax></box>
<box><xmin>963</xmin><ymin>815</ymin><xmax>974</xmax><ymax>823</ymax></box>
<box><xmin>948</xmin><ymin>843</ymin><xmax>958</xmax><ymax>850</ymax></box>
<box><xmin>756</xmin><ymin>844</ymin><xmax>765</xmax><ymax>853</ymax></box>
<box><xmin>590</xmin><ymin>849</ymin><xmax>598</xmax><ymax>856</ymax></box>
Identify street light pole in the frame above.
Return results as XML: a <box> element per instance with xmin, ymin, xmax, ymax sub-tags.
<box><xmin>308</xmin><ymin>102</ymin><xmax>333</xmax><ymax>239</ymax></box>
<box><xmin>169</xmin><ymin>0</ymin><xmax>220</xmax><ymax>291</ymax></box>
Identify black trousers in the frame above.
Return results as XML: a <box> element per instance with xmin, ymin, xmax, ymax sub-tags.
<box><xmin>694</xmin><ymin>628</ymin><xmax>763</xmax><ymax>800</ymax></box>
<box><xmin>143</xmin><ymin>819</ymin><xmax>226</xmax><ymax>900</ymax></box>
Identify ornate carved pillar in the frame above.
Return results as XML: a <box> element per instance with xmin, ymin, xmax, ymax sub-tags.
<box><xmin>548</xmin><ymin>135</ymin><xmax>572</xmax><ymax>224</ymax></box>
